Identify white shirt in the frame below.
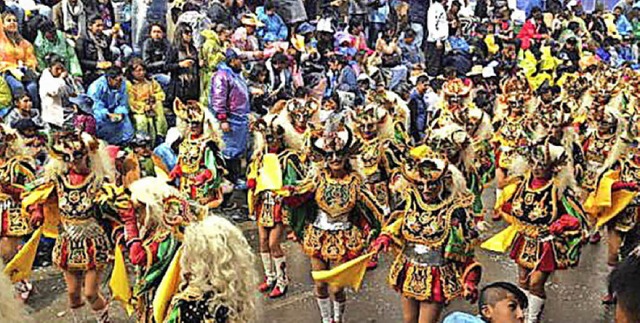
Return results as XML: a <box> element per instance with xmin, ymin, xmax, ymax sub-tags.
<box><xmin>427</xmin><ymin>2</ymin><xmax>448</xmax><ymax>42</ymax></box>
<box><xmin>39</xmin><ymin>69</ymin><xmax>69</xmax><ymax>127</ymax></box>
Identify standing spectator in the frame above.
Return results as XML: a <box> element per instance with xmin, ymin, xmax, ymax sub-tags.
<box><xmin>425</xmin><ymin>0</ymin><xmax>448</xmax><ymax>77</ymax></box>
<box><xmin>208</xmin><ymin>0</ymin><xmax>237</xmax><ymax>29</ymax></box>
<box><xmin>52</xmin><ymin>0</ymin><xmax>86</xmax><ymax>39</ymax></box>
<box><xmin>142</xmin><ymin>22</ymin><xmax>172</xmax><ymax>88</ymax></box>
<box><xmin>0</xmin><ymin>12</ymin><xmax>40</xmax><ymax>110</ymax></box>
<box><xmin>201</xmin><ymin>25</ymin><xmax>232</xmax><ymax>106</ymax></box>
<box><xmin>406</xmin><ymin>0</ymin><xmax>429</xmax><ymax>48</ymax></box>
<box><xmin>257</xmin><ymin>1</ymin><xmax>288</xmax><ymax>45</ymax></box>
<box><xmin>348</xmin><ymin>0</ymin><xmax>368</xmax><ymax>22</ymax></box>
<box><xmin>34</xmin><ymin>20</ymin><xmax>83</xmax><ymax>78</ymax></box>
<box><xmin>368</xmin><ymin>0</ymin><xmax>390</xmax><ymax>48</ymax></box>
<box><xmin>407</xmin><ymin>75</ymin><xmax>433</xmax><ymax>142</ymax></box>
<box><xmin>38</xmin><ymin>54</ymin><xmax>75</xmax><ymax>130</ymax></box>
<box><xmin>167</xmin><ymin>23</ymin><xmax>200</xmax><ymax>106</ymax></box>
<box><xmin>209</xmin><ymin>49</ymin><xmax>250</xmax><ymax>189</ymax></box>
<box><xmin>76</xmin><ymin>15</ymin><xmax>115</xmax><ymax>86</ymax></box>
<box><xmin>272</xmin><ymin>0</ymin><xmax>307</xmax><ymax>26</ymax></box>
<box><xmin>87</xmin><ymin>68</ymin><xmax>134</xmax><ymax>145</ymax></box>
<box><xmin>125</xmin><ymin>57</ymin><xmax>168</xmax><ymax>145</ymax></box>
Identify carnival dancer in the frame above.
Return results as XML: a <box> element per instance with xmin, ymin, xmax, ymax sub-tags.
<box><xmin>23</xmin><ymin>132</ymin><xmax>134</xmax><ymax>322</ymax></box>
<box><xmin>247</xmin><ymin>114</ymin><xmax>308</xmax><ymax>298</ymax></box>
<box><xmin>483</xmin><ymin>137</ymin><xmax>589</xmax><ymax>323</ymax></box>
<box><xmin>372</xmin><ymin>145</ymin><xmax>482</xmax><ymax>323</ymax></box>
<box><xmin>0</xmin><ymin>124</ymin><xmax>36</xmax><ymax>302</ymax></box>
<box><xmin>125</xmin><ymin>177</ymin><xmax>206</xmax><ymax>322</ymax></box>
<box><xmin>349</xmin><ymin>103</ymin><xmax>405</xmax><ymax>268</ymax></box>
<box><xmin>169</xmin><ymin>99</ymin><xmax>228</xmax><ymax>210</ymax></box>
<box><xmin>427</xmin><ymin>124</ymin><xmax>485</xmax><ymax>219</ymax></box>
<box><xmin>492</xmin><ymin>76</ymin><xmax>537</xmax><ymax>213</ymax></box>
<box><xmin>162</xmin><ymin>215</ymin><xmax>258</xmax><ymax>323</ymax></box>
<box><xmin>583</xmin><ymin>116</ymin><xmax>640</xmax><ymax>304</ymax></box>
<box><xmin>272</xmin><ymin>96</ymin><xmax>321</xmax><ymax>152</ymax></box>
<box><xmin>285</xmin><ymin>123</ymin><xmax>383</xmax><ymax>323</ymax></box>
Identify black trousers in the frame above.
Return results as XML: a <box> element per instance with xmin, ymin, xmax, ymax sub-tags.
<box><xmin>425</xmin><ymin>41</ymin><xmax>444</xmax><ymax>77</ymax></box>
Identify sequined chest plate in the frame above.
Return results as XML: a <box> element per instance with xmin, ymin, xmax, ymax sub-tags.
<box><xmin>315</xmin><ymin>173</ymin><xmax>359</xmax><ymax>218</ymax></box>
<box><xmin>56</xmin><ymin>174</ymin><xmax>99</xmax><ymax>221</ymax></box>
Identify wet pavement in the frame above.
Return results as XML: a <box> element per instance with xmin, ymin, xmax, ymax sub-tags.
<box><xmin>26</xmin><ymin>187</ymin><xmax>617</xmax><ymax>322</ymax></box>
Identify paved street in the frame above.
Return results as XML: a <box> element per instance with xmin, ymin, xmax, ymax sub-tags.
<box><xmin>26</xmin><ymin>187</ymin><xmax>617</xmax><ymax>322</ymax></box>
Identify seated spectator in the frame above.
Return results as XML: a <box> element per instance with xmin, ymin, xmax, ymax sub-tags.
<box><xmin>327</xmin><ymin>54</ymin><xmax>357</xmax><ymax>98</ymax></box>
<box><xmin>0</xmin><ymin>11</ymin><xmax>40</xmax><ymax>110</ymax></box>
<box><xmin>52</xmin><ymin>0</ymin><xmax>86</xmax><ymax>39</ymax></box>
<box><xmin>125</xmin><ymin>57</ymin><xmax>168</xmax><ymax>146</ymax></box>
<box><xmin>34</xmin><ymin>20</ymin><xmax>83</xmax><ymax>78</ymax></box>
<box><xmin>5</xmin><ymin>93</ymin><xmax>44</xmax><ymax>129</ymax></box>
<box><xmin>232</xmin><ymin>14</ymin><xmax>264</xmax><ymax>61</ymax></box>
<box><xmin>442</xmin><ymin>281</ymin><xmax>528</xmax><ymax>323</ymax></box>
<box><xmin>266</xmin><ymin>52</ymin><xmax>293</xmax><ymax>102</ymax></box>
<box><xmin>87</xmin><ymin>68</ymin><xmax>134</xmax><ymax>145</ymax></box>
<box><xmin>615</xmin><ymin>6</ymin><xmax>633</xmax><ymax>37</ymax></box>
<box><xmin>39</xmin><ymin>53</ymin><xmax>75</xmax><ymax>130</ymax></box>
<box><xmin>153</xmin><ymin>127</ymin><xmax>181</xmax><ymax>172</ymax></box>
<box><xmin>11</xmin><ymin>118</ymin><xmax>47</xmax><ymax>164</ymax></box>
<box><xmin>609</xmin><ymin>255</ymin><xmax>640</xmax><ymax>323</ymax></box>
<box><xmin>76</xmin><ymin>15</ymin><xmax>116</xmax><ymax>86</ymax></box>
<box><xmin>247</xmin><ymin>62</ymin><xmax>270</xmax><ymax>115</ymax></box>
<box><xmin>256</xmin><ymin>1</ymin><xmax>288</xmax><ymax>45</ymax></box>
<box><xmin>69</xmin><ymin>94</ymin><xmax>97</xmax><ymax>135</ymax></box>
<box><xmin>142</xmin><ymin>22</ymin><xmax>172</xmax><ymax>88</ymax></box>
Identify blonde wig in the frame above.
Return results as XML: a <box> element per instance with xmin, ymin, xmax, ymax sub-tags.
<box><xmin>0</xmin><ymin>260</ymin><xmax>31</xmax><ymax>323</ymax></box>
<box><xmin>180</xmin><ymin>215</ymin><xmax>258</xmax><ymax>323</ymax></box>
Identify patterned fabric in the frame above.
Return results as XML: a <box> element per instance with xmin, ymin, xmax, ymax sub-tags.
<box><xmin>505</xmin><ymin>174</ymin><xmax>588</xmax><ymax>271</ymax></box>
<box><xmin>0</xmin><ymin>156</ymin><xmax>35</xmax><ymax>237</ymax></box>
<box><xmin>388</xmin><ymin>253</ymin><xmax>463</xmax><ymax>303</ymax></box>
<box><xmin>302</xmin><ymin>225</ymin><xmax>364</xmax><ymax>263</ymax></box>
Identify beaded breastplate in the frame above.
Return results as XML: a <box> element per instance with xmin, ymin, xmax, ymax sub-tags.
<box><xmin>178</xmin><ymin>137</ymin><xmax>208</xmax><ymax>174</ymax></box>
<box><xmin>400</xmin><ymin>189</ymin><xmax>456</xmax><ymax>246</ymax></box>
<box><xmin>56</xmin><ymin>174</ymin><xmax>99</xmax><ymax>221</ymax></box>
<box><xmin>315</xmin><ymin>172</ymin><xmax>359</xmax><ymax>218</ymax></box>
<box><xmin>510</xmin><ymin>176</ymin><xmax>558</xmax><ymax>226</ymax></box>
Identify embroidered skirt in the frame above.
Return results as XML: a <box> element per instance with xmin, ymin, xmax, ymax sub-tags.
<box><xmin>302</xmin><ymin>225</ymin><xmax>364</xmax><ymax>263</ymax></box>
<box><xmin>509</xmin><ymin>231</ymin><xmax>581</xmax><ymax>272</ymax></box>
<box><xmin>1</xmin><ymin>207</ymin><xmax>32</xmax><ymax>237</ymax></box>
<box><xmin>53</xmin><ymin>219</ymin><xmax>111</xmax><ymax>271</ymax></box>
<box><xmin>388</xmin><ymin>247</ymin><xmax>463</xmax><ymax>303</ymax></box>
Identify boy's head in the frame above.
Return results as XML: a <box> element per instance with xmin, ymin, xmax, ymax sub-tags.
<box><xmin>610</xmin><ymin>256</ymin><xmax>640</xmax><ymax>323</ymax></box>
<box><xmin>479</xmin><ymin>282</ymin><xmax>527</xmax><ymax>323</ymax></box>
<box><xmin>404</xmin><ymin>28</ymin><xmax>416</xmax><ymax>44</ymax></box>
<box><xmin>265</xmin><ymin>1</ymin><xmax>276</xmax><ymax>15</ymax></box>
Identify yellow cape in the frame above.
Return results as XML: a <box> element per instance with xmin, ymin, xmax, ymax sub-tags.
<box><xmin>3</xmin><ymin>228</ymin><xmax>42</xmax><ymax>283</ymax></box>
<box><xmin>110</xmin><ymin>246</ymin><xmax>134</xmax><ymax>316</ymax></box>
<box><xmin>153</xmin><ymin>246</ymin><xmax>183</xmax><ymax>323</ymax></box>
<box><xmin>584</xmin><ymin>170</ymin><xmax>638</xmax><ymax>228</ymax></box>
<box><xmin>481</xmin><ymin>225</ymin><xmax>518</xmax><ymax>253</ymax></box>
<box><xmin>311</xmin><ymin>252</ymin><xmax>376</xmax><ymax>292</ymax></box>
